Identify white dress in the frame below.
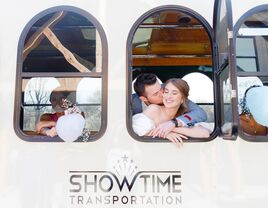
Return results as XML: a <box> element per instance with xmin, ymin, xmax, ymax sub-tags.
<box><xmin>132</xmin><ymin>113</ymin><xmax>155</xmax><ymax>136</ymax></box>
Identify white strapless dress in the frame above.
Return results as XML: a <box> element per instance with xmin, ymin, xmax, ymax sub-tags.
<box><xmin>132</xmin><ymin>113</ymin><xmax>155</xmax><ymax>136</ymax></box>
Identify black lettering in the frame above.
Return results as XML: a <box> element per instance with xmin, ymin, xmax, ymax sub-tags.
<box><xmin>70</xmin><ymin>175</ymin><xmax>82</xmax><ymax>192</ymax></box>
<box><xmin>152</xmin><ymin>175</ymin><xmax>155</xmax><ymax>192</ymax></box>
<box><xmin>121</xmin><ymin>196</ymin><xmax>128</xmax><ymax>204</ymax></box>
<box><xmin>175</xmin><ymin>196</ymin><xmax>182</xmax><ymax>204</ymax></box>
<box><xmin>86</xmin><ymin>196</ymin><xmax>93</xmax><ymax>204</ymax></box>
<box><xmin>112</xmin><ymin>195</ymin><xmax>119</xmax><ymax>203</ymax></box>
<box><xmin>166</xmin><ymin>196</ymin><xmax>173</xmax><ymax>204</ymax></box>
<box><xmin>157</xmin><ymin>176</ymin><xmax>171</xmax><ymax>192</ymax></box>
<box><xmin>104</xmin><ymin>195</ymin><xmax>111</xmax><ymax>204</ymax></box>
<box><xmin>140</xmin><ymin>195</ymin><xmax>146</xmax><ymax>203</ymax></box>
<box><xmin>146</xmin><ymin>196</ymin><xmax>152</xmax><ymax>204</ymax></box>
<box><xmin>114</xmin><ymin>176</ymin><xmax>136</xmax><ymax>191</ymax></box>
<box><xmin>69</xmin><ymin>195</ymin><xmax>75</xmax><ymax>204</ymax></box>
<box><xmin>172</xmin><ymin>175</ymin><xmax>181</xmax><ymax>193</ymax></box>
<box><xmin>99</xmin><ymin>175</ymin><xmax>113</xmax><ymax>192</ymax></box>
<box><xmin>139</xmin><ymin>175</ymin><xmax>150</xmax><ymax>192</ymax></box>
<box><xmin>152</xmin><ymin>195</ymin><xmax>159</xmax><ymax>203</ymax></box>
<box><xmin>96</xmin><ymin>195</ymin><xmax>102</xmax><ymax>203</ymax></box>
<box><xmin>131</xmin><ymin>196</ymin><xmax>137</xmax><ymax>204</ymax></box>
<box><xmin>84</xmin><ymin>174</ymin><xmax>97</xmax><ymax>192</ymax></box>
<box><xmin>77</xmin><ymin>195</ymin><xmax>83</xmax><ymax>204</ymax></box>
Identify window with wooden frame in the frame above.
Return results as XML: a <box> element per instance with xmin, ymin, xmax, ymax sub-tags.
<box><xmin>14</xmin><ymin>7</ymin><xmax>107</xmax><ymax>142</ymax></box>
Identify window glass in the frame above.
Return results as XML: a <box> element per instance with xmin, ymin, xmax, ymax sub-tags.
<box><xmin>219</xmin><ymin>65</ymin><xmax>233</xmax><ymax>134</ymax></box>
<box><xmin>236</xmin><ymin>38</ymin><xmax>257</xmax><ymax>72</ymax></box>
<box><xmin>237</xmin><ymin>11</ymin><xmax>268</xmax><ymax>73</ymax></box>
<box><xmin>182</xmin><ymin>72</ymin><xmax>214</xmax><ymax>124</ymax></box>
<box><xmin>23</xmin><ymin>11</ymin><xmax>100</xmax><ymax>73</ymax></box>
<box><xmin>236</xmin><ymin>10</ymin><xmax>268</xmax><ymax>139</ymax></box>
<box><xmin>129</xmin><ymin>9</ymin><xmax>214</xmax><ymax>142</ymax></box>
<box><xmin>16</xmin><ymin>9</ymin><xmax>106</xmax><ymax>142</ymax></box>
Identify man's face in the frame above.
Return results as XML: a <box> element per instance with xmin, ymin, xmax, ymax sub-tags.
<box><xmin>144</xmin><ymin>81</ymin><xmax>163</xmax><ymax>105</ymax></box>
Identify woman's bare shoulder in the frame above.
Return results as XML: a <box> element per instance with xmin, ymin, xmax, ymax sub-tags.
<box><xmin>143</xmin><ymin>104</ymin><xmax>162</xmax><ymax>118</ymax></box>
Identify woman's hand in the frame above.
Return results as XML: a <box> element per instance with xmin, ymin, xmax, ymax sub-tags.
<box><xmin>165</xmin><ymin>132</ymin><xmax>188</xmax><ymax>147</ymax></box>
<box><xmin>148</xmin><ymin>120</ymin><xmax>175</xmax><ymax>138</ymax></box>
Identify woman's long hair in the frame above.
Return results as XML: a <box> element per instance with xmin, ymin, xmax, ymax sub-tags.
<box><xmin>164</xmin><ymin>78</ymin><xmax>189</xmax><ymax>117</ymax></box>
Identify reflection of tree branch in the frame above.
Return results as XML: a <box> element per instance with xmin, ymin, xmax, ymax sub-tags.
<box><xmin>73</xmin><ymin>53</ymin><xmax>95</xmax><ymax>71</ymax></box>
<box><xmin>23</xmin><ymin>11</ymin><xmax>93</xmax><ymax>73</ymax></box>
<box><xmin>28</xmin><ymin>90</ymin><xmax>35</xmax><ymax>105</ymax></box>
<box><xmin>43</xmin><ymin>27</ymin><xmax>90</xmax><ymax>72</ymax></box>
<box><xmin>23</xmin><ymin>11</ymin><xmax>66</xmax><ymax>60</ymax></box>
<box><xmin>27</xmin><ymin>78</ymin><xmax>49</xmax><ymax>111</ymax></box>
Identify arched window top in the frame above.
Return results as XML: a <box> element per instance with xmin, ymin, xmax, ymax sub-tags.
<box><xmin>20</xmin><ymin>7</ymin><xmax>107</xmax><ymax>74</ymax></box>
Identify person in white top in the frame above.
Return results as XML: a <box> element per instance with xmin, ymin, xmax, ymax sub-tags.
<box><xmin>133</xmin><ymin>78</ymin><xmax>210</xmax><ymax>147</ymax></box>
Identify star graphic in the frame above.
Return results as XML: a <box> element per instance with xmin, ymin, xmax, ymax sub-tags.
<box><xmin>122</xmin><ymin>155</ymin><xmax>128</xmax><ymax>162</ymax></box>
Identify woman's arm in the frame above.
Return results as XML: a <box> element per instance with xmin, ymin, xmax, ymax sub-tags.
<box><xmin>36</xmin><ymin>120</ymin><xmax>56</xmax><ymax>134</ymax></box>
<box><xmin>172</xmin><ymin>125</ymin><xmax>210</xmax><ymax>138</ymax></box>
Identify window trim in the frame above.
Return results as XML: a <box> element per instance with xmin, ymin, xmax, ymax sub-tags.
<box><xmin>126</xmin><ymin>5</ymin><xmax>217</xmax><ymax>143</ymax></box>
<box><xmin>14</xmin><ymin>5</ymin><xmax>108</xmax><ymax>142</ymax></box>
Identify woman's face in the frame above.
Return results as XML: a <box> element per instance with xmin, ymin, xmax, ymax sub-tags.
<box><xmin>163</xmin><ymin>82</ymin><xmax>184</xmax><ymax>108</ymax></box>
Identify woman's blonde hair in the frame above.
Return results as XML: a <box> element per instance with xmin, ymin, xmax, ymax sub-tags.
<box><xmin>164</xmin><ymin>78</ymin><xmax>189</xmax><ymax>117</ymax></box>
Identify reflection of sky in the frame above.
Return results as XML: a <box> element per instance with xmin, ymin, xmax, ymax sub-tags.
<box><xmin>24</xmin><ymin>78</ymin><xmax>59</xmax><ymax>103</ymax></box>
<box><xmin>24</xmin><ymin>77</ymin><xmax>101</xmax><ymax>104</ymax></box>
<box><xmin>77</xmin><ymin>78</ymin><xmax>101</xmax><ymax>103</ymax></box>
<box><xmin>182</xmin><ymin>72</ymin><xmax>214</xmax><ymax>103</ymax></box>
<box><xmin>238</xmin><ymin>28</ymin><xmax>268</xmax><ymax>36</ymax></box>
<box><xmin>236</xmin><ymin>38</ymin><xmax>255</xmax><ymax>56</ymax></box>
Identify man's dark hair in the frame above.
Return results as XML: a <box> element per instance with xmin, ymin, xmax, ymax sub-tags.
<box><xmin>133</xmin><ymin>73</ymin><xmax>157</xmax><ymax>96</ymax></box>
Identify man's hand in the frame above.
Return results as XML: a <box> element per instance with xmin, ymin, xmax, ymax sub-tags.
<box><xmin>149</xmin><ymin>120</ymin><xmax>182</xmax><ymax>138</ymax></box>
<box><xmin>36</xmin><ymin>121</ymin><xmax>56</xmax><ymax>134</ymax></box>
<box><xmin>45</xmin><ymin>127</ymin><xmax>58</xmax><ymax>137</ymax></box>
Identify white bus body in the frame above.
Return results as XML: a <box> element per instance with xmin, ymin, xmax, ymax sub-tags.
<box><xmin>1</xmin><ymin>0</ymin><xmax>268</xmax><ymax>207</ymax></box>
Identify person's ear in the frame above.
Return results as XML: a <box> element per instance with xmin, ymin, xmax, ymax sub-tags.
<box><xmin>139</xmin><ymin>96</ymin><xmax>150</xmax><ymax>105</ymax></box>
<box><xmin>139</xmin><ymin>96</ymin><xmax>148</xmax><ymax>102</ymax></box>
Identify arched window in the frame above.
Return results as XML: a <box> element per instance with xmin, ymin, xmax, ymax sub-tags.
<box><xmin>235</xmin><ymin>7</ymin><xmax>268</xmax><ymax>141</ymax></box>
<box><xmin>14</xmin><ymin>6</ymin><xmax>107</xmax><ymax>142</ymax></box>
<box><xmin>127</xmin><ymin>6</ymin><xmax>215</xmax><ymax>142</ymax></box>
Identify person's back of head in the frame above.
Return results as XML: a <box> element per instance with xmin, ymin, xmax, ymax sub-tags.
<box><xmin>50</xmin><ymin>90</ymin><xmax>76</xmax><ymax>111</ymax></box>
<box><xmin>134</xmin><ymin>73</ymin><xmax>157</xmax><ymax>97</ymax></box>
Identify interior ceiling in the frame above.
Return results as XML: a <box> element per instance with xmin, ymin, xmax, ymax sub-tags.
<box><xmin>23</xmin><ymin>10</ymin><xmax>213</xmax><ymax>72</ymax></box>
<box><xmin>132</xmin><ymin>11</ymin><xmax>212</xmax><ymax>66</ymax></box>
<box><xmin>244</xmin><ymin>12</ymin><xmax>268</xmax><ymax>27</ymax></box>
<box><xmin>23</xmin><ymin>11</ymin><xmax>96</xmax><ymax>73</ymax></box>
